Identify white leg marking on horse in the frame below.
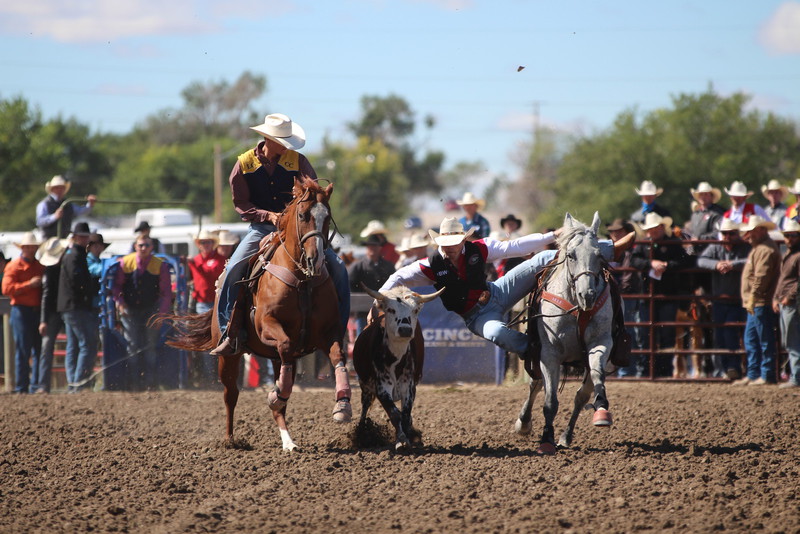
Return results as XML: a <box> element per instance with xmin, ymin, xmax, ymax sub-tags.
<box><xmin>280</xmin><ymin>428</ymin><xmax>298</xmax><ymax>451</ymax></box>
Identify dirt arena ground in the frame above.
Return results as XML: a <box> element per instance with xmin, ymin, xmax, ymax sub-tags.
<box><xmin>1</xmin><ymin>381</ymin><xmax>798</xmax><ymax>533</ymax></box>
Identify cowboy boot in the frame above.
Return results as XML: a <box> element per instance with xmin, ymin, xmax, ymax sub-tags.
<box><xmin>210</xmin><ymin>304</ymin><xmax>245</xmax><ymax>356</ymax></box>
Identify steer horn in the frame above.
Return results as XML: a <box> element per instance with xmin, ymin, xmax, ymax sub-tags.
<box><xmin>360</xmin><ymin>283</ymin><xmax>385</xmax><ymax>301</ymax></box>
<box><xmin>414</xmin><ymin>286</ymin><xmax>445</xmax><ymax>303</ymax></box>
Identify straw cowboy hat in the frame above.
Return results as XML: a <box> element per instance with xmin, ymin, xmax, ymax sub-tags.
<box><xmin>739</xmin><ymin>215</ymin><xmax>776</xmax><ymax>233</ymax></box>
<box><xmin>639</xmin><ymin>212</ymin><xmax>673</xmax><ymax>232</ymax></box>
<box><xmin>359</xmin><ymin>219</ymin><xmax>388</xmax><ymax>238</ymax></box>
<box><xmin>789</xmin><ymin>179</ymin><xmax>800</xmax><ymax>196</ymax></box>
<box><xmin>88</xmin><ymin>232</ymin><xmax>111</xmax><ymax>251</ymax></box>
<box><xmin>396</xmin><ymin>233</ymin><xmax>430</xmax><ymax>252</ymax></box>
<box><xmin>761</xmin><ymin>179</ymin><xmax>789</xmax><ymax>199</ymax></box>
<box><xmin>194</xmin><ymin>229</ymin><xmax>219</xmax><ymax>246</ymax></box>
<box><xmin>395</xmin><ymin>236</ymin><xmax>411</xmax><ymax>253</ymax></box>
<box><xmin>14</xmin><ymin>232</ymin><xmax>42</xmax><ymax>248</ymax></box>
<box><xmin>428</xmin><ymin>217</ymin><xmax>476</xmax><ymax>247</ymax></box>
<box><xmin>781</xmin><ymin>218</ymin><xmax>800</xmax><ymax>234</ymax></box>
<box><xmin>718</xmin><ymin>218</ymin><xmax>740</xmax><ymax>233</ymax></box>
<box><xmin>634</xmin><ymin>180</ymin><xmax>663</xmax><ymax>197</ymax></box>
<box><xmin>216</xmin><ymin>230</ymin><xmax>239</xmax><ymax>246</ymax></box>
<box><xmin>45</xmin><ymin>175</ymin><xmax>71</xmax><ymax>195</ymax></box>
<box><xmin>250</xmin><ymin>113</ymin><xmax>306</xmax><ymax>150</ymax></box>
<box><xmin>38</xmin><ymin>237</ymin><xmax>68</xmax><ymax>266</ymax></box>
<box><xmin>455</xmin><ymin>192</ymin><xmax>485</xmax><ymax>209</ymax></box>
<box><xmin>690</xmin><ymin>182</ymin><xmax>722</xmax><ymax>203</ymax></box>
<box><xmin>724</xmin><ymin>181</ymin><xmax>754</xmax><ymax>198</ymax></box>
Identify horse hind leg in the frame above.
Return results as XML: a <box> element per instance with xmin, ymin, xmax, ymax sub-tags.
<box><xmin>514</xmin><ymin>379</ymin><xmax>542</xmax><ymax>435</ymax></box>
<box><xmin>558</xmin><ymin>371</ymin><xmax>593</xmax><ymax>448</ymax></box>
<box><xmin>268</xmin><ymin>363</ymin><xmax>298</xmax><ymax>451</ymax></box>
<box><xmin>219</xmin><ymin>354</ymin><xmax>242</xmax><ymax>442</ymax></box>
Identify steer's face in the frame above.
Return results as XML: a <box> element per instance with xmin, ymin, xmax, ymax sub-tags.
<box><xmin>378</xmin><ymin>287</ymin><xmax>424</xmax><ymax>339</ymax></box>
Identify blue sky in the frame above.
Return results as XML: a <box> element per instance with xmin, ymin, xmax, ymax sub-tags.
<box><xmin>1</xmin><ymin>0</ymin><xmax>798</xmax><ymax>185</ymax></box>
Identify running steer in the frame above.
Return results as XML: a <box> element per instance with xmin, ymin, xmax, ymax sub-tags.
<box><xmin>354</xmin><ymin>285</ymin><xmax>444</xmax><ymax>450</ymax></box>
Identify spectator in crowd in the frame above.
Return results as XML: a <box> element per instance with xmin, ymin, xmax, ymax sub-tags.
<box><xmin>86</xmin><ymin>232</ymin><xmax>110</xmax><ymax>286</ymax></box>
<box><xmin>500</xmin><ymin>213</ymin><xmax>524</xmax><ymax>240</ymax></box>
<box><xmin>35</xmin><ymin>175</ymin><xmax>96</xmax><ymax>239</ymax></box>
<box><xmin>697</xmin><ymin>218</ymin><xmax>751</xmax><ymax>379</ymax></box>
<box><xmin>359</xmin><ymin>220</ymin><xmax>400</xmax><ymax>264</ymax></box>
<box><xmin>187</xmin><ymin>229</ymin><xmax>226</xmax><ymax>387</ymax></box>
<box><xmin>130</xmin><ymin>221</ymin><xmax>164</xmax><ymax>254</ymax></box>
<box><xmin>493</xmin><ymin>217</ymin><xmax>528</xmax><ymax>278</ymax></box>
<box><xmin>112</xmin><ymin>235</ymin><xmax>173</xmax><ymax>390</ymax></box>
<box><xmin>784</xmin><ymin>179</ymin><xmax>800</xmax><ymax>223</ymax></box>
<box><xmin>456</xmin><ymin>192</ymin><xmax>491</xmax><ymax>239</ymax></box>
<box><xmin>0</xmin><ymin>251</ymin><xmax>7</xmax><ymax>286</ymax></box>
<box><xmin>0</xmin><ymin>251</ymin><xmax>6</xmax><ymax>370</ymax></box>
<box><xmin>212</xmin><ymin>113</ymin><xmax>349</xmax><ymax>357</ymax></box>
<box><xmin>349</xmin><ymin>233</ymin><xmax>397</xmax><ymax>337</ymax></box>
<box><xmin>2</xmin><ymin>232</ymin><xmax>44</xmax><ymax>393</ymax></box>
<box><xmin>761</xmin><ymin>179</ymin><xmax>788</xmax><ymax>228</ymax></box>
<box><xmin>772</xmin><ymin>219</ymin><xmax>800</xmax><ymax>389</ymax></box>
<box><xmin>733</xmin><ymin>216</ymin><xmax>781</xmax><ymax>386</ymax></box>
<box><xmin>607</xmin><ymin>218</ymin><xmax>647</xmax><ymax>378</ymax></box>
<box><xmin>723</xmin><ymin>181</ymin><xmax>770</xmax><ymax>224</ymax></box>
<box><xmin>58</xmin><ymin>222</ymin><xmax>99</xmax><ymax>393</ymax></box>
<box><xmin>687</xmin><ymin>182</ymin><xmax>725</xmax><ymax>243</ymax></box>
<box><xmin>630</xmin><ymin>212</ymin><xmax>692</xmax><ymax>376</ymax></box>
<box><xmin>36</xmin><ymin>237</ymin><xmax>68</xmax><ymax>393</ymax></box>
<box><xmin>215</xmin><ymin>230</ymin><xmax>240</xmax><ymax>259</ymax></box>
<box><xmin>630</xmin><ymin>181</ymin><xmax>671</xmax><ymax>226</ymax></box>
<box><xmin>395</xmin><ymin>233</ymin><xmax>431</xmax><ymax>270</ymax></box>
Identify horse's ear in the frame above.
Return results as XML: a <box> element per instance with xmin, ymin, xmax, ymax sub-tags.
<box><xmin>564</xmin><ymin>213</ymin><xmax>575</xmax><ymax>229</ymax></box>
<box><xmin>590</xmin><ymin>212</ymin><xmax>601</xmax><ymax>235</ymax></box>
<box><xmin>325</xmin><ymin>183</ymin><xmax>334</xmax><ymax>198</ymax></box>
<box><xmin>292</xmin><ymin>177</ymin><xmax>304</xmax><ymax>196</ymax></box>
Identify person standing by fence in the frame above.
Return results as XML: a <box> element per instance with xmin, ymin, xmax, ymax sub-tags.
<box><xmin>36</xmin><ymin>237</ymin><xmax>67</xmax><ymax>393</ymax></box>
<box><xmin>772</xmin><ymin>219</ymin><xmax>800</xmax><ymax>388</ymax></box>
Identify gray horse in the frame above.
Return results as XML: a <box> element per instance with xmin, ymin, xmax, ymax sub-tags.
<box><xmin>515</xmin><ymin>212</ymin><xmax>614</xmax><ymax>455</ymax></box>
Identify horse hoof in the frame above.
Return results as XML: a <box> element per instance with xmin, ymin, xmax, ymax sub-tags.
<box><xmin>536</xmin><ymin>442</ymin><xmax>557</xmax><ymax>455</ymax></box>
<box><xmin>592</xmin><ymin>409</ymin><xmax>613</xmax><ymax>427</ymax></box>
<box><xmin>267</xmin><ymin>390</ymin><xmax>287</xmax><ymax>411</ymax></box>
<box><xmin>332</xmin><ymin>399</ymin><xmax>352</xmax><ymax>423</ymax></box>
<box><xmin>395</xmin><ymin>441</ymin><xmax>411</xmax><ymax>452</ymax></box>
<box><xmin>515</xmin><ymin>419</ymin><xmax>532</xmax><ymax>435</ymax></box>
<box><xmin>282</xmin><ymin>442</ymin><xmax>299</xmax><ymax>452</ymax></box>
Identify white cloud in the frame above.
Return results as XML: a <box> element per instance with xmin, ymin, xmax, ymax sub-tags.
<box><xmin>410</xmin><ymin>0</ymin><xmax>474</xmax><ymax>11</ymax></box>
<box><xmin>759</xmin><ymin>1</ymin><xmax>800</xmax><ymax>55</ymax></box>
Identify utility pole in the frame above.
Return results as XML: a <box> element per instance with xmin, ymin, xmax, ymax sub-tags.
<box><xmin>214</xmin><ymin>144</ymin><xmax>223</xmax><ymax>223</ymax></box>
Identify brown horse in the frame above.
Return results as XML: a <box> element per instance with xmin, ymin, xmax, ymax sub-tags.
<box><xmin>162</xmin><ymin>178</ymin><xmax>351</xmax><ymax>451</ymax></box>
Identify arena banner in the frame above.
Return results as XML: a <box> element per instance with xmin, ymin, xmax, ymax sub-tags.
<box><xmin>416</xmin><ymin>287</ymin><xmax>499</xmax><ymax>384</ymax></box>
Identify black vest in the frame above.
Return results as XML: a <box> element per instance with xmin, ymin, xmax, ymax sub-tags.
<box><xmin>429</xmin><ymin>241</ymin><xmax>488</xmax><ymax>314</ymax></box>
<box><xmin>239</xmin><ymin>149</ymin><xmax>300</xmax><ymax>214</ymax></box>
<box><xmin>121</xmin><ymin>254</ymin><xmax>163</xmax><ymax>311</ymax></box>
<box><xmin>40</xmin><ymin>196</ymin><xmax>74</xmax><ymax>239</ymax></box>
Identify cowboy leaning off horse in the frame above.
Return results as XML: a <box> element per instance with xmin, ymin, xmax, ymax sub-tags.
<box><xmin>370</xmin><ymin>217</ymin><xmax>635</xmax><ymax>362</ymax></box>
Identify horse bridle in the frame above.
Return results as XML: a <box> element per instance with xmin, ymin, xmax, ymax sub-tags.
<box><xmin>279</xmin><ymin>188</ymin><xmax>334</xmax><ymax>278</ymax></box>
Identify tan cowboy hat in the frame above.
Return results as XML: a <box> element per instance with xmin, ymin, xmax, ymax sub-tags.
<box><xmin>761</xmin><ymin>179</ymin><xmax>789</xmax><ymax>199</ymax></box>
<box><xmin>789</xmin><ymin>179</ymin><xmax>800</xmax><ymax>195</ymax></box>
<box><xmin>724</xmin><ymin>181</ymin><xmax>754</xmax><ymax>198</ymax></box>
<box><xmin>634</xmin><ymin>180</ymin><xmax>663</xmax><ymax>197</ymax></box>
<box><xmin>428</xmin><ymin>217</ymin><xmax>476</xmax><ymax>247</ymax></box>
<box><xmin>45</xmin><ymin>175</ymin><xmax>71</xmax><ymax>195</ymax></box>
<box><xmin>395</xmin><ymin>236</ymin><xmax>411</xmax><ymax>253</ymax></box>
<box><xmin>739</xmin><ymin>215</ymin><xmax>776</xmax><ymax>233</ymax></box>
<box><xmin>406</xmin><ymin>232</ymin><xmax>431</xmax><ymax>250</ymax></box>
<box><xmin>250</xmin><ymin>113</ymin><xmax>306</xmax><ymax>150</ymax></box>
<box><xmin>14</xmin><ymin>231</ymin><xmax>43</xmax><ymax>248</ymax></box>
<box><xmin>782</xmin><ymin>218</ymin><xmax>800</xmax><ymax>234</ymax></box>
<box><xmin>194</xmin><ymin>229</ymin><xmax>219</xmax><ymax>246</ymax></box>
<box><xmin>690</xmin><ymin>182</ymin><xmax>722</xmax><ymax>203</ymax></box>
<box><xmin>638</xmin><ymin>212</ymin><xmax>673</xmax><ymax>231</ymax></box>
<box><xmin>718</xmin><ymin>218</ymin><xmax>740</xmax><ymax>232</ymax></box>
<box><xmin>38</xmin><ymin>237</ymin><xmax>67</xmax><ymax>266</ymax></box>
<box><xmin>216</xmin><ymin>230</ymin><xmax>240</xmax><ymax>246</ymax></box>
<box><xmin>359</xmin><ymin>219</ymin><xmax>388</xmax><ymax>238</ymax></box>
<box><xmin>455</xmin><ymin>192</ymin><xmax>486</xmax><ymax>209</ymax></box>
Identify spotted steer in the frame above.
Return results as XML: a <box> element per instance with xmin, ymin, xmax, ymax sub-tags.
<box><xmin>354</xmin><ymin>284</ymin><xmax>444</xmax><ymax>450</ymax></box>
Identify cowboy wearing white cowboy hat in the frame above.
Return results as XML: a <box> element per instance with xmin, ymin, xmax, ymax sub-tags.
<box><xmin>761</xmin><ymin>179</ymin><xmax>789</xmax><ymax>228</ymax></box>
<box><xmin>2</xmin><ymin>231</ymin><xmax>46</xmax><ymax>393</ymax></box>
<box><xmin>723</xmin><ymin>181</ymin><xmax>770</xmax><ymax>225</ymax></box>
<box><xmin>359</xmin><ymin>220</ymin><xmax>399</xmax><ymax>264</ymax></box>
<box><xmin>394</xmin><ymin>232</ymin><xmax>431</xmax><ymax>269</ymax></box>
<box><xmin>456</xmin><ymin>192</ymin><xmax>491</xmax><ymax>239</ymax></box>
<box><xmin>631</xmin><ymin>180</ymin><xmax>671</xmax><ymax>225</ymax></box>
<box><xmin>773</xmin><ymin>218</ymin><xmax>800</xmax><ymax>388</ymax></box>
<box><xmin>687</xmin><ymin>181</ymin><xmax>725</xmax><ymax>241</ymax></box>
<box><xmin>371</xmin><ymin>217</ymin><xmax>632</xmax><ymax>359</ymax></box>
<box><xmin>35</xmin><ymin>175</ymin><xmax>97</xmax><ymax>240</ymax></box>
<box><xmin>784</xmin><ymin>179</ymin><xmax>800</xmax><ymax>224</ymax></box>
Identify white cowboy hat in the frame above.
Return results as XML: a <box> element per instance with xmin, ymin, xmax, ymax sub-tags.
<box><xmin>428</xmin><ymin>217</ymin><xmax>476</xmax><ymax>247</ymax></box>
<box><xmin>216</xmin><ymin>230</ymin><xmax>240</xmax><ymax>246</ymax></box>
<box><xmin>718</xmin><ymin>218</ymin><xmax>740</xmax><ymax>232</ymax></box>
<box><xmin>45</xmin><ymin>175</ymin><xmax>71</xmax><ymax>195</ymax></box>
<box><xmin>455</xmin><ymin>192</ymin><xmax>486</xmax><ymax>209</ymax></box>
<box><xmin>724</xmin><ymin>181</ymin><xmax>754</xmax><ymax>198</ymax></box>
<box><xmin>38</xmin><ymin>237</ymin><xmax>67</xmax><ymax>266</ymax></box>
<box><xmin>739</xmin><ymin>215</ymin><xmax>776</xmax><ymax>233</ymax></box>
<box><xmin>250</xmin><ymin>113</ymin><xmax>306</xmax><ymax>150</ymax></box>
<box><xmin>634</xmin><ymin>180</ymin><xmax>663</xmax><ymax>197</ymax></box>
<box><xmin>14</xmin><ymin>231</ymin><xmax>43</xmax><ymax>248</ymax></box>
<box><xmin>405</xmin><ymin>232</ymin><xmax>431</xmax><ymax>250</ymax></box>
<box><xmin>395</xmin><ymin>236</ymin><xmax>411</xmax><ymax>253</ymax></box>
<box><xmin>690</xmin><ymin>181</ymin><xmax>722</xmax><ymax>204</ymax></box>
<box><xmin>761</xmin><ymin>179</ymin><xmax>789</xmax><ymax>199</ymax></box>
<box><xmin>789</xmin><ymin>179</ymin><xmax>800</xmax><ymax>195</ymax></box>
<box><xmin>639</xmin><ymin>212</ymin><xmax>673</xmax><ymax>231</ymax></box>
<box><xmin>782</xmin><ymin>218</ymin><xmax>800</xmax><ymax>234</ymax></box>
<box><xmin>194</xmin><ymin>229</ymin><xmax>219</xmax><ymax>246</ymax></box>
<box><xmin>359</xmin><ymin>219</ymin><xmax>388</xmax><ymax>238</ymax></box>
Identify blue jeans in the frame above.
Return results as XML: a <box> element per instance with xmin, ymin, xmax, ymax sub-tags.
<box><xmin>618</xmin><ymin>298</ymin><xmax>648</xmax><ymax>377</ymax></box>
<box><xmin>743</xmin><ymin>306</ymin><xmax>777</xmax><ymax>382</ymax></box>
<box><xmin>779</xmin><ymin>304</ymin><xmax>800</xmax><ymax>386</ymax></box>
<box><xmin>10</xmin><ymin>305</ymin><xmax>41</xmax><ymax>393</ymax></box>
<box><xmin>713</xmin><ymin>301</ymin><xmax>745</xmax><ymax>375</ymax></box>
<box><xmin>121</xmin><ymin>307</ymin><xmax>160</xmax><ymax>390</ymax></box>
<box><xmin>216</xmin><ymin>222</ymin><xmax>350</xmax><ymax>339</ymax></box>
<box><xmin>62</xmin><ymin>309</ymin><xmax>99</xmax><ymax>392</ymax></box>
<box><xmin>35</xmin><ymin>311</ymin><xmax>64</xmax><ymax>392</ymax></box>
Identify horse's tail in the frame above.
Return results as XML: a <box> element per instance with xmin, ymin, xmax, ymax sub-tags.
<box><xmin>151</xmin><ymin>311</ymin><xmax>215</xmax><ymax>351</ymax></box>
